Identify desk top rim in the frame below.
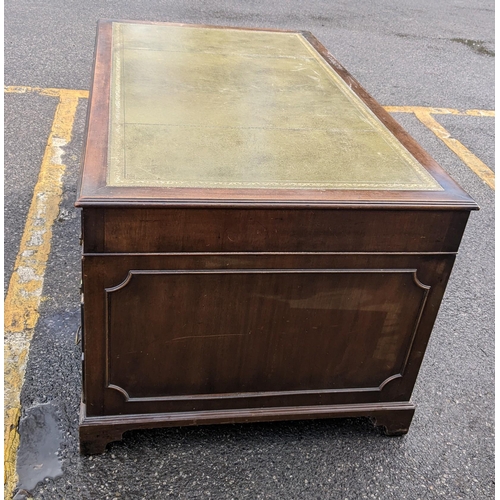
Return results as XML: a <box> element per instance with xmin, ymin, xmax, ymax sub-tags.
<box><xmin>76</xmin><ymin>20</ymin><xmax>477</xmax><ymax>210</ymax></box>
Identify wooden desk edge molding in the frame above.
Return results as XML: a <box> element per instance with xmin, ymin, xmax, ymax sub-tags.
<box><xmin>76</xmin><ymin>20</ymin><xmax>477</xmax><ymax>454</ymax></box>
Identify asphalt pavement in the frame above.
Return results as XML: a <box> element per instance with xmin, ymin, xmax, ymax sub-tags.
<box><xmin>4</xmin><ymin>0</ymin><xmax>494</xmax><ymax>498</ymax></box>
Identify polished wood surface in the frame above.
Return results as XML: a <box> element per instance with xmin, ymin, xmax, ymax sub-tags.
<box><xmin>81</xmin><ymin>207</ymin><xmax>470</xmax><ymax>254</ymax></box>
<box><xmin>81</xmin><ymin>252</ymin><xmax>455</xmax><ymax>415</ymax></box>
<box><xmin>107</xmin><ymin>270</ymin><xmax>425</xmax><ymax>397</ymax></box>
<box><xmin>77</xmin><ymin>20</ymin><xmax>477</xmax><ymax>454</ymax></box>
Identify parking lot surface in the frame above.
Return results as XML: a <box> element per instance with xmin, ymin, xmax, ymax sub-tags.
<box><xmin>4</xmin><ymin>0</ymin><xmax>494</xmax><ymax>498</ymax></box>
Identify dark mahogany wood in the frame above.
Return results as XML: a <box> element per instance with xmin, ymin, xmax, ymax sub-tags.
<box><xmin>369</xmin><ymin>407</ymin><xmax>416</xmax><ymax>436</ymax></box>
<box><xmin>77</xmin><ymin>20</ymin><xmax>477</xmax><ymax>454</ymax></box>
<box><xmin>81</xmin><ymin>207</ymin><xmax>471</xmax><ymax>254</ymax></box>
<box><xmin>79</xmin><ymin>402</ymin><xmax>416</xmax><ymax>454</ymax></box>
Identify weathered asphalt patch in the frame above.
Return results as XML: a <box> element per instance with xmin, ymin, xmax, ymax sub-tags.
<box><xmin>15</xmin><ymin>403</ymin><xmax>63</xmax><ymax>494</ymax></box>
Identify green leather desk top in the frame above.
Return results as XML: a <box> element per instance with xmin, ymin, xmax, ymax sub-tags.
<box><xmin>107</xmin><ymin>22</ymin><xmax>442</xmax><ymax>191</ymax></box>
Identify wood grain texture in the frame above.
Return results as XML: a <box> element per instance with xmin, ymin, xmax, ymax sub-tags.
<box><xmin>82</xmin><ymin>207</ymin><xmax>471</xmax><ymax>254</ymax></box>
<box><xmin>104</xmin><ymin>268</ymin><xmax>428</xmax><ymax>400</ymax></box>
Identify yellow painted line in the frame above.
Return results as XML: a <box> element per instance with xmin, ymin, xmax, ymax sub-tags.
<box><xmin>384</xmin><ymin>105</ymin><xmax>495</xmax><ymax>117</ymax></box>
<box><xmin>384</xmin><ymin>105</ymin><xmax>495</xmax><ymax>189</ymax></box>
<box><xmin>411</xmin><ymin>109</ymin><xmax>495</xmax><ymax>190</ymax></box>
<box><xmin>464</xmin><ymin>109</ymin><xmax>495</xmax><ymax>117</ymax></box>
<box><xmin>4</xmin><ymin>90</ymin><xmax>82</xmax><ymax>498</ymax></box>
<box><xmin>4</xmin><ymin>85</ymin><xmax>89</xmax><ymax>99</ymax></box>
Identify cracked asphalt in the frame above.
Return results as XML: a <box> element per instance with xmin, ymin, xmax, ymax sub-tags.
<box><xmin>4</xmin><ymin>0</ymin><xmax>494</xmax><ymax>498</ymax></box>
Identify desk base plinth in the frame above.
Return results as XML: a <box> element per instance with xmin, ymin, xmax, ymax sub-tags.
<box><xmin>79</xmin><ymin>402</ymin><xmax>415</xmax><ymax>455</ymax></box>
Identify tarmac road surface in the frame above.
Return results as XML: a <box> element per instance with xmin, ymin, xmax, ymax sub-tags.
<box><xmin>4</xmin><ymin>0</ymin><xmax>494</xmax><ymax>498</ymax></box>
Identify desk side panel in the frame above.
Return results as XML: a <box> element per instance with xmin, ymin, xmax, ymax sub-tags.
<box><xmin>81</xmin><ymin>253</ymin><xmax>455</xmax><ymax>417</ymax></box>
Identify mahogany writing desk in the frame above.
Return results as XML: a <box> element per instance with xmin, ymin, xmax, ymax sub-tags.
<box><xmin>76</xmin><ymin>20</ymin><xmax>477</xmax><ymax>454</ymax></box>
